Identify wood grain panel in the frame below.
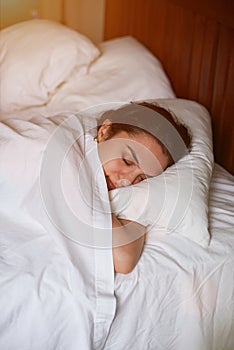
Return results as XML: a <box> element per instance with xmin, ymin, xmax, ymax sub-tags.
<box><xmin>104</xmin><ymin>0</ymin><xmax>234</xmax><ymax>174</ymax></box>
<box><xmin>170</xmin><ymin>0</ymin><xmax>234</xmax><ymax>28</ymax></box>
<box><xmin>196</xmin><ymin>19</ymin><xmax>218</xmax><ymax>108</ymax></box>
<box><xmin>211</xmin><ymin>25</ymin><xmax>234</xmax><ymax>172</ymax></box>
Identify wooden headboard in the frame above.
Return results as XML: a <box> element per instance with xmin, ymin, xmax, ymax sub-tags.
<box><xmin>104</xmin><ymin>0</ymin><xmax>234</xmax><ymax>174</ymax></box>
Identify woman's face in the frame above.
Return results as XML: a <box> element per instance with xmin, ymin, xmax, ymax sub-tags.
<box><xmin>97</xmin><ymin>120</ymin><xmax>169</xmax><ymax>191</ymax></box>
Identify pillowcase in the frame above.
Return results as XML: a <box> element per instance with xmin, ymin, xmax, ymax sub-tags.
<box><xmin>97</xmin><ymin>36</ymin><xmax>176</xmax><ymax>99</ymax></box>
<box><xmin>109</xmin><ymin>99</ymin><xmax>214</xmax><ymax>247</ymax></box>
<box><xmin>0</xmin><ymin>19</ymin><xmax>100</xmax><ymax>113</ymax></box>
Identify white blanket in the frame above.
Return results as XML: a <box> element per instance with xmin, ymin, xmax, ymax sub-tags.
<box><xmin>0</xmin><ymin>115</ymin><xmax>116</xmax><ymax>350</ymax></box>
<box><xmin>106</xmin><ymin>164</ymin><xmax>234</xmax><ymax>350</ymax></box>
<box><xmin>0</xmin><ymin>117</ymin><xmax>234</xmax><ymax>349</ymax></box>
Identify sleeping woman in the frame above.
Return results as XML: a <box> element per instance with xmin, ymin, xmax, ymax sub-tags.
<box><xmin>0</xmin><ymin>100</ymin><xmax>190</xmax><ymax>276</ymax></box>
<box><xmin>95</xmin><ymin>102</ymin><xmax>191</xmax><ymax>274</ymax></box>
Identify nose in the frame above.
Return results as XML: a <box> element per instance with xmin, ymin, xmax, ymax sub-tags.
<box><xmin>115</xmin><ymin>168</ymin><xmax>140</xmax><ymax>188</ymax></box>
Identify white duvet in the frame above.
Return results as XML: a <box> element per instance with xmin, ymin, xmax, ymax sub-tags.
<box><xmin>0</xmin><ymin>114</ymin><xmax>116</xmax><ymax>350</ymax></box>
<box><xmin>109</xmin><ymin>165</ymin><xmax>234</xmax><ymax>350</ymax></box>
<box><xmin>0</xmin><ymin>113</ymin><xmax>233</xmax><ymax>350</ymax></box>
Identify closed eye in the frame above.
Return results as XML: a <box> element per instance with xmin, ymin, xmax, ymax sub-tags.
<box><xmin>123</xmin><ymin>157</ymin><xmax>134</xmax><ymax>166</ymax></box>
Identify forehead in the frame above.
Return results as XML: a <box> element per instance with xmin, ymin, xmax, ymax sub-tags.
<box><xmin>112</xmin><ymin>130</ymin><xmax>160</xmax><ymax>154</ymax></box>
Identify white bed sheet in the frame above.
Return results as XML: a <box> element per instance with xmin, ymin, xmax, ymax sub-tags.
<box><xmin>105</xmin><ymin>164</ymin><xmax>234</xmax><ymax>350</ymax></box>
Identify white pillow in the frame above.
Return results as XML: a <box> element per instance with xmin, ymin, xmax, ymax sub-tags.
<box><xmin>97</xmin><ymin>36</ymin><xmax>176</xmax><ymax>100</ymax></box>
<box><xmin>0</xmin><ymin>19</ymin><xmax>100</xmax><ymax>113</ymax></box>
<box><xmin>109</xmin><ymin>99</ymin><xmax>214</xmax><ymax>247</ymax></box>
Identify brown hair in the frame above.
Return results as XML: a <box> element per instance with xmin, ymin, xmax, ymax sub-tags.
<box><xmin>138</xmin><ymin>102</ymin><xmax>191</xmax><ymax>166</ymax></box>
<box><xmin>99</xmin><ymin>102</ymin><xmax>191</xmax><ymax>167</ymax></box>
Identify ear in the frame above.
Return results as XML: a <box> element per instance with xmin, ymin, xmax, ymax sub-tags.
<box><xmin>97</xmin><ymin>119</ymin><xmax>112</xmax><ymax>142</ymax></box>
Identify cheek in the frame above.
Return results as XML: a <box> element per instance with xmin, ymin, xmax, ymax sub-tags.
<box><xmin>102</xmin><ymin>159</ymin><xmax>123</xmax><ymax>174</ymax></box>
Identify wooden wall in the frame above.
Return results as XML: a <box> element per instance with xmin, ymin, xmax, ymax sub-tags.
<box><xmin>0</xmin><ymin>0</ymin><xmax>105</xmax><ymax>44</ymax></box>
<box><xmin>0</xmin><ymin>0</ymin><xmax>63</xmax><ymax>29</ymax></box>
<box><xmin>63</xmin><ymin>0</ymin><xmax>105</xmax><ymax>43</ymax></box>
<box><xmin>104</xmin><ymin>0</ymin><xmax>234</xmax><ymax>174</ymax></box>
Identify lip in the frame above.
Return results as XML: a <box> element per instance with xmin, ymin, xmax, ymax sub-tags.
<box><xmin>106</xmin><ymin>176</ymin><xmax>116</xmax><ymax>191</ymax></box>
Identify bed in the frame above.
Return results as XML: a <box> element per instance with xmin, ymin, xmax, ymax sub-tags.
<box><xmin>0</xmin><ymin>1</ymin><xmax>233</xmax><ymax>349</ymax></box>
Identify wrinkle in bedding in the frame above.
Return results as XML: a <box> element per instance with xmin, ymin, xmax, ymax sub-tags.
<box><xmin>0</xmin><ymin>37</ymin><xmax>175</xmax><ymax>122</ymax></box>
